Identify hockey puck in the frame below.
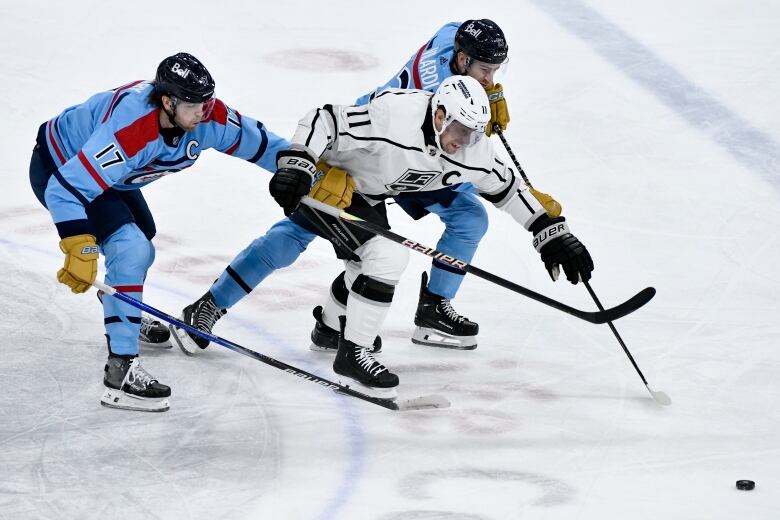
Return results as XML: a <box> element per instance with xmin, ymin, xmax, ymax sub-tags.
<box><xmin>736</xmin><ymin>480</ymin><xmax>755</xmax><ymax>490</ymax></box>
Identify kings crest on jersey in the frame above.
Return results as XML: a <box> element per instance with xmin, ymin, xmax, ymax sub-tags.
<box><xmin>355</xmin><ymin>22</ymin><xmax>460</xmax><ymax>104</ymax></box>
<box><xmin>42</xmin><ymin>80</ymin><xmax>286</xmax><ymax>225</ymax></box>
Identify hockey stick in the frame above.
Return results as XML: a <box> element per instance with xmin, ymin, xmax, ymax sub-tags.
<box><xmin>301</xmin><ymin>197</ymin><xmax>654</xmax><ymax>324</ymax></box>
<box><xmin>493</xmin><ymin>125</ymin><xmax>532</xmax><ymax>186</ymax></box>
<box><xmin>583</xmin><ymin>281</ymin><xmax>671</xmax><ymax>405</ymax></box>
<box><xmin>492</xmin><ymin>126</ymin><xmax>668</xmax><ymax>404</ymax></box>
<box><xmin>92</xmin><ymin>280</ymin><xmax>449</xmax><ymax>412</ymax></box>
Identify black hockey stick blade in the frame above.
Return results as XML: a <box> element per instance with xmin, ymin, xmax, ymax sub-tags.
<box><xmin>585</xmin><ymin>286</ymin><xmax>656</xmax><ymax>324</ymax></box>
<box><xmin>301</xmin><ymin>197</ymin><xmax>655</xmax><ymax>324</ymax></box>
<box><xmin>93</xmin><ymin>281</ymin><xmax>450</xmax><ymax>412</ymax></box>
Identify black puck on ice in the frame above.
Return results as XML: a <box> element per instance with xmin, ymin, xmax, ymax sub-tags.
<box><xmin>736</xmin><ymin>480</ymin><xmax>755</xmax><ymax>490</ymax></box>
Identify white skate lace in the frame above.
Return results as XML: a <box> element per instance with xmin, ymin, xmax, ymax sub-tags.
<box><xmin>124</xmin><ymin>359</ymin><xmax>157</xmax><ymax>389</ymax></box>
<box><xmin>139</xmin><ymin>316</ymin><xmax>157</xmax><ymax>337</ymax></box>
<box><xmin>354</xmin><ymin>346</ymin><xmax>387</xmax><ymax>377</ymax></box>
<box><xmin>195</xmin><ymin>298</ymin><xmax>224</xmax><ymax>332</ymax></box>
<box><xmin>440</xmin><ymin>299</ymin><xmax>467</xmax><ymax>323</ymax></box>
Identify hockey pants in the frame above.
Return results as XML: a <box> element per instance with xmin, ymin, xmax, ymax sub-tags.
<box><xmin>209</xmin><ymin>191</ymin><xmax>488</xmax><ymax>308</ymax></box>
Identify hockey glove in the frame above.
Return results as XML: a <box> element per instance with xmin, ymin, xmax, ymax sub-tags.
<box><xmin>309</xmin><ymin>161</ymin><xmax>356</xmax><ymax>209</ymax></box>
<box><xmin>270</xmin><ymin>149</ymin><xmax>317</xmax><ymax>215</ymax></box>
<box><xmin>57</xmin><ymin>234</ymin><xmax>98</xmax><ymax>293</ymax></box>
<box><xmin>485</xmin><ymin>83</ymin><xmax>509</xmax><ymax>137</ymax></box>
<box><xmin>531</xmin><ymin>216</ymin><xmax>593</xmax><ymax>284</ymax></box>
<box><xmin>529</xmin><ymin>187</ymin><xmax>562</xmax><ymax>218</ymax></box>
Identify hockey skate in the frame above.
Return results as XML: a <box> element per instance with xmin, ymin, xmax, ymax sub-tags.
<box><xmin>333</xmin><ymin>317</ymin><xmax>398</xmax><ymax>400</ymax></box>
<box><xmin>169</xmin><ymin>291</ymin><xmax>226</xmax><ymax>355</ymax></box>
<box><xmin>138</xmin><ymin>315</ymin><xmax>172</xmax><ymax>349</ymax></box>
<box><xmin>310</xmin><ymin>306</ymin><xmax>382</xmax><ymax>353</ymax></box>
<box><xmin>101</xmin><ymin>354</ymin><xmax>171</xmax><ymax>412</ymax></box>
<box><xmin>411</xmin><ymin>272</ymin><xmax>479</xmax><ymax>350</ymax></box>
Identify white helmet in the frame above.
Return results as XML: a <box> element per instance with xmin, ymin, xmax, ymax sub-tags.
<box><xmin>431</xmin><ymin>75</ymin><xmax>490</xmax><ymax>151</ymax></box>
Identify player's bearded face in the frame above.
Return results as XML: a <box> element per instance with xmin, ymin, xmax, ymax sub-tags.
<box><xmin>171</xmin><ymin>97</ymin><xmax>216</xmax><ymax>130</ymax></box>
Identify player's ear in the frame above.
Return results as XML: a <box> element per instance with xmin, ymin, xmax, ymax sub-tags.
<box><xmin>434</xmin><ymin>107</ymin><xmax>446</xmax><ymax>131</ymax></box>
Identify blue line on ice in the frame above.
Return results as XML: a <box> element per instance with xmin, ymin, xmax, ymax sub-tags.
<box><xmin>532</xmin><ymin>0</ymin><xmax>780</xmax><ymax>192</ymax></box>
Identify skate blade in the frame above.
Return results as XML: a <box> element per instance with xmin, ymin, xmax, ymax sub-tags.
<box><xmin>336</xmin><ymin>377</ymin><xmax>398</xmax><ymax>401</ymax></box>
<box><xmin>411</xmin><ymin>327</ymin><xmax>477</xmax><ymax>350</ymax></box>
<box><xmin>309</xmin><ymin>342</ymin><xmax>338</xmax><ymax>353</ymax></box>
<box><xmin>310</xmin><ymin>342</ymin><xmax>380</xmax><ymax>354</ymax></box>
<box><xmin>169</xmin><ymin>323</ymin><xmax>201</xmax><ymax>356</ymax></box>
<box><xmin>100</xmin><ymin>388</ymin><xmax>170</xmax><ymax>412</ymax></box>
<box><xmin>138</xmin><ymin>338</ymin><xmax>173</xmax><ymax>349</ymax></box>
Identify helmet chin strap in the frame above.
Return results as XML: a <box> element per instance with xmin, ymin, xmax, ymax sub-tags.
<box><xmin>163</xmin><ymin>97</ymin><xmax>183</xmax><ymax>130</ymax></box>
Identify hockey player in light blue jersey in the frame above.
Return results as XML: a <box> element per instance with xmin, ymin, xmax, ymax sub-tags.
<box><xmin>29</xmin><ymin>53</ymin><xmax>287</xmax><ymax>412</ymax></box>
<box><xmin>172</xmin><ymin>20</ymin><xmax>558</xmax><ymax>355</ymax></box>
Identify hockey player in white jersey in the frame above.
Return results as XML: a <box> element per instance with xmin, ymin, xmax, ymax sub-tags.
<box><xmin>264</xmin><ymin>75</ymin><xmax>593</xmax><ymax>398</ymax></box>
<box><xmin>171</xmin><ymin>19</ymin><xmax>562</xmax><ymax>354</ymax></box>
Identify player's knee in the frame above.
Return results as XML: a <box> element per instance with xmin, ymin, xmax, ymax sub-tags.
<box><xmin>103</xmin><ymin>225</ymin><xmax>154</xmax><ymax>277</ymax></box>
<box><xmin>350</xmin><ymin>274</ymin><xmax>396</xmax><ymax>304</ymax></box>
<box><xmin>445</xmin><ymin>198</ymin><xmax>489</xmax><ymax>242</ymax></box>
<box><xmin>330</xmin><ymin>271</ymin><xmax>349</xmax><ymax>306</ymax></box>
<box><xmin>251</xmin><ymin>223</ymin><xmax>311</xmax><ymax>269</ymax></box>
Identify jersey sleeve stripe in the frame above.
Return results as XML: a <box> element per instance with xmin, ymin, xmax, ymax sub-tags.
<box><xmin>113</xmin><ymin>285</ymin><xmax>143</xmax><ymax>293</ymax></box>
<box><xmin>248</xmin><ymin>121</ymin><xmax>269</xmax><ymax>164</ymax></box>
<box><xmin>516</xmin><ymin>189</ymin><xmax>534</xmax><ymax>212</ymax></box>
<box><xmin>411</xmin><ymin>41</ymin><xmax>429</xmax><ymax>90</ymax></box>
<box><xmin>304</xmin><ymin>110</ymin><xmax>321</xmax><ymax>147</ymax></box>
<box><xmin>101</xmin><ymin>80</ymin><xmax>144</xmax><ymax>124</ymax></box>
<box><xmin>77</xmin><ymin>150</ymin><xmax>109</xmax><ymax>190</ymax></box>
<box><xmin>225</xmin><ymin>135</ymin><xmax>242</xmax><ymax>156</ymax></box>
<box><xmin>46</xmin><ymin>119</ymin><xmax>67</xmax><ymax>165</ymax></box>
<box><xmin>51</xmin><ymin>169</ymin><xmax>90</xmax><ymax>206</ymax></box>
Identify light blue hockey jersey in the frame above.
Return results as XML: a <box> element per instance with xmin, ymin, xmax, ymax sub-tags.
<box><xmin>42</xmin><ymin>80</ymin><xmax>287</xmax><ymax>236</ymax></box>
<box><xmin>355</xmin><ymin>22</ymin><xmax>459</xmax><ymax>104</ymax></box>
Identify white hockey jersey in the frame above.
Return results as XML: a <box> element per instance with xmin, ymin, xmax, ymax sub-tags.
<box><xmin>290</xmin><ymin>89</ymin><xmax>546</xmax><ymax>230</ymax></box>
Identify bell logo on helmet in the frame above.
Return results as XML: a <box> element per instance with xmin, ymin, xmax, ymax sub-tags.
<box><xmin>171</xmin><ymin>63</ymin><xmax>190</xmax><ymax>79</ymax></box>
<box><xmin>464</xmin><ymin>22</ymin><xmax>482</xmax><ymax>38</ymax></box>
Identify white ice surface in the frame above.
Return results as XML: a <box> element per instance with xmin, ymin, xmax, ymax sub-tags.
<box><xmin>1</xmin><ymin>1</ymin><xmax>779</xmax><ymax>519</ymax></box>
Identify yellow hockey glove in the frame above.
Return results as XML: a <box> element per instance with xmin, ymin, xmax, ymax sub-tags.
<box><xmin>57</xmin><ymin>234</ymin><xmax>98</xmax><ymax>293</ymax></box>
<box><xmin>485</xmin><ymin>83</ymin><xmax>510</xmax><ymax>137</ymax></box>
<box><xmin>309</xmin><ymin>161</ymin><xmax>356</xmax><ymax>209</ymax></box>
<box><xmin>530</xmin><ymin>187</ymin><xmax>562</xmax><ymax>218</ymax></box>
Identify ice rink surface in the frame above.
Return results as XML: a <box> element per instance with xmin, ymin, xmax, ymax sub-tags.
<box><xmin>1</xmin><ymin>1</ymin><xmax>779</xmax><ymax>518</ymax></box>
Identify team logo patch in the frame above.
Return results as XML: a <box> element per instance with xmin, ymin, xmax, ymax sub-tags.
<box><xmin>386</xmin><ymin>169</ymin><xmax>439</xmax><ymax>192</ymax></box>
<box><xmin>124</xmin><ymin>170</ymin><xmax>180</xmax><ymax>185</ymax></box>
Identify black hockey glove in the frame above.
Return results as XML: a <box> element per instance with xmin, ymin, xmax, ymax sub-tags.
<box><xmin>270</xmin><ymin>149</ymin><xmax>317</xmax><ymax>215</ymax></box>
<box><xmin>531</xmin><ymin>215</ymin><xmax>594</xmax><ymax>284</ymax></box>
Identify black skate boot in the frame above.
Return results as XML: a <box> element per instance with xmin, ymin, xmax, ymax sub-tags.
<box><xmin>169</xmin><ymin>291</ymin><xmax>226</xmax><ymax>355</ymax></box>
<box><xmin>412</xmin><ymin>272</ymin><xmax>479</xmax><ymax>349</ymax></box>
<box><xmin>138</xmin><ymin>315</ymin><xmax>172</xmax><ymax>349</ymax></box>
<box><xmin>101</xmin><ymin>352</ymin><xmax>171</xmax><ymax>412</ymax></box>
<box><xmin>333</xmin><ymin>317</ymin><xmax>398</xmax><ymax>400</ymax></box>
<box><xmin>310</xmin><ymin>306</ymin><xmax>382</xmax><ymax>353</ymax></box>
